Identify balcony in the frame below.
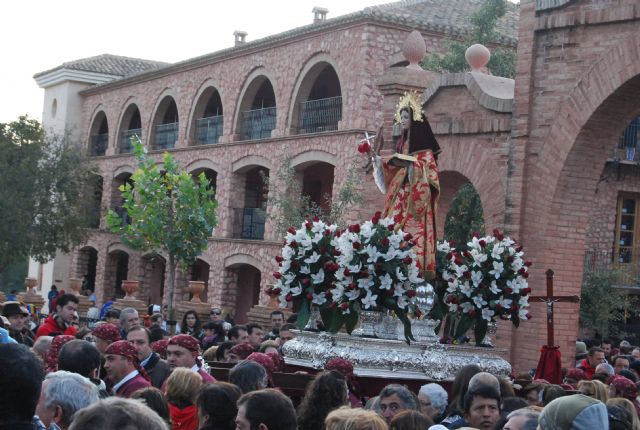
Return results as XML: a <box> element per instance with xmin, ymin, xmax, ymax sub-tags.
<box><xmin>89</xmin><ymin>133</ymin><xmax>108</xmax><ymax>156</ymax></box>
<box><xmin>614</xmin><ymin>117</ymin><xmax>640</xmax><ymax>161</ymax></box>
<box><xmin>195</xmin><ymin>115</ymin><xmax>223</xmax><ymax>145</ymax></box>
<box><xmin>297</xmin><ymin>96</ymin><xmax>342</xmax><ymax>134</ymax></box>
<box><xmin>153</xmin><ymin>122</ymin><xmax>179</xmax><ymax>150</ymax></box>
<box><xmin>119</xmin><ymin>129</ymin><xmax>141</xmax><ymax>154</ymax></box>
<box><xmin>232</xmin><ymin>207</ymin><xmax>266</xmax><ymax>240</ymax></box>
<box><xmin>240</xmin><ymin>107</ymin><xmax>276</xmax><ymax>141</ymax></box>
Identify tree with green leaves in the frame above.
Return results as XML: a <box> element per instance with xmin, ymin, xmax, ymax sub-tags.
<box><xmin>421</xmin><ymin>0</ymin><xmax>517</xmax><ymax>78</ymax></box>
<box><xmin>265</xmin><ymin>155</ymin><xmax>363</xmax><ymax>237</ymax></box>
<box><xmin>443</xmin><ymin>183</ymin><xmax>485</xmax><ymax>251</ymax></box>
<box><xmin>0</xmin><ymin>116</ymin><xmax>95</xmax><ymax>281</ymax></box>
<box><xmin>579</xmin><ymin>271</ymin><xmax>639</xmax><ymax>339</ymax></box>
<box><xmin>106</xmin><ymin>138</ymin><xmax>218</xmax><ymax>323</ymax></box>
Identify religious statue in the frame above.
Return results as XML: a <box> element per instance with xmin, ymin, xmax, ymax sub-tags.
<box><xmin>365</xmin><ymin>92</ymin><xmax>441</xmax><ymax>280</ymax></box>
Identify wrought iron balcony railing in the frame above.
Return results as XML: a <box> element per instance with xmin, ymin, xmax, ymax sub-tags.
<box><xmin>195</xmin><ymin>115</ymin><xmax>223</xmax><ymax>145</ymax></box>
<box><xmin>153</xmin><ymin>122</ymin><xmax>179</xmax><ymax>150</ymax></box>
<box><xmin>232</xmin><ymin>207</ymin><xmax>266</xmax><ymax>240</ymax></box>
<box><xmin>119</xmin><ymin>129</ymin><xmax>141</xmax><ymax>154</ymax></box>
<box><xmin>614</xmin><ymin>117</ymin><xmax>640</xmax><ymax>161</ymax></box>
<box><xmin>297</xmin><ymin>96</ymin><xmax>342</xmax><ymax>134</ymax></box>
<box><xmin>583</xmin><ymin>248</ymin><xmax>640</xmax><ymax>286</ymax></box>
<box><xmin>240</xmin><ymin>107</ymin><xmax>276</xmax><ymax>141</ymax></box>
<box><xmin>89</xmin><ymin>133</ymin><xmax>108</xmax><ymax>156</ymax></box>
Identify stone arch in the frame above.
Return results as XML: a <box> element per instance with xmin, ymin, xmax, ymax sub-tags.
<box><xmin>107</xmin><ymin>242</ymin><xmax>131</xmax><ymax>255</ymax></box>
<box><xmin>87</xmin><ymin>105</ymin><xmax>109</xmax><ymax>156</ymax></box>
<box><xmin>437</xmin><ymin>171</ymin><xmax>484</xmax><ymax>240</ymax></box>
<box><xmin>149</xmin><ymin>88</ymin><xmax>180</xmax><ymax>150</ymax></box>
<box><xmin>112</xmin><ymin>165</ymin><xmax>135</xmax><ymax>179</ymax></box>
<box><xmin>437</xmin><ymin>137</ymin><xmax>506</xmax><ymax>232</ymax></box>
<box><xmin>224</xmin><ymin>253</ymin><xmax>263</xmax><ymax>271</ymax></box>
<box><xmin>186</xmin><ymin>79</ymin><xmax>225</xmax><ymax>145</ymax></box>
<box><xmin>290</xmin><ymin>149</ymin><xmax>337</xmax><ymax>169</ymax></box>
<box><xmin>232</xmin><ymin>155</ymin><xmax>271</xmax><ymax>173</ymax></box>
<box><xmin>233</xmin><ymin>67</ymin><xmax>278</xmax><ymax>140</ymax></box>
<box><xmin>287</xmin><ymin>52</ymin><xmax>344</xmax><ymax>134</ymax></box>
<box><xmin>116</xmin><ymin>99</ymin><xmax>143</xmax><ymax>154</ymax></box>
<box><xmin>186</xmin><ymin>159</ymin><xmax>221</xmax><ymax>175</ymax></box>
<box><xmin>513</xmin><ymin>34</ymin><xmax>640</xmax><ymax>371</ymax></box>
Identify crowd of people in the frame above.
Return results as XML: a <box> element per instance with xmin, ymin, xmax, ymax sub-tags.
<box><xmin>1</xmin><ymin>292</ymin><xmax>640</xmax><ymax>430</ymax></box>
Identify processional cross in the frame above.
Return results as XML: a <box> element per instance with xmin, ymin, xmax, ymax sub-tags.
<box><xmin>529</xmin><ymin>269</ymin><xmax>580</xmax><ymax>347</ymax></box>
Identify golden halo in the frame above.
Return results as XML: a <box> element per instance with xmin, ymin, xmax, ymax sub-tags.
<box><xmin>394</xmin><ymin>91</ymin><xmax>423</xmax><ymax>124</ymax></box>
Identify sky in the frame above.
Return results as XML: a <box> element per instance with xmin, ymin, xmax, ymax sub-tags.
<box><xmin>0</xmin><ymin>0</ymin><xmax>386</xmax><ymax>123</ymax></box>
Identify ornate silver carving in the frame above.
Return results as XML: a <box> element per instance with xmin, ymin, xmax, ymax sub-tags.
<box><xmin>352</xmin><ymin>309</ymin><xmax>383</xmax><ymax>337</ymax></box>
<box><xmin>283</xmin><ymin>330</ymin><xmax>511</xmax><ymax>381</ymax></box>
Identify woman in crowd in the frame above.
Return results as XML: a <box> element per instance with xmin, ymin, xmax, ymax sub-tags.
<box><xmin>297</xmin><ymin>370</ymin><xmax>349</xmax><ymax>430</ymax></box>
<box><xmin>609</xmin><ymin>376</ymin><xmax>640</xmax><ymax>416</ymax></box>
<box><xmin>608</xmin><ymin>398</ymin><xmax>640</xmax><ymax>430</ymax></box>
<box><xmin>180</xmin><ymin>311</ymin><xmax>204</xmax><ymax>342</ymax></box>
<box><xmin>165</xmin><ymin>368</ymin><xmax>202</xmax><ymax>430</ymax></box>
<box><xmin>196</xmin><ymin>382</ymin><xmax>242</xmax><ymax>430</ymax></box>
<box><xmin>417</xmin><ymin>383</ymin><xmax>448</xmax><ymax>423</ymax></box>
<box><xmin>440</xmin><ymin>364</ymin><xmax>481</xmax><ymax>426</ymax></box>
<box><xmin>325</xmin><ymin>407</ymin><xmax>388</xmax><ymax>430</ymax></box>
<box><xmin>577</xmin><ymin>379</ymin><xmax>609</xmax><ymax>403</ymax></box>
<box><xmin>389</xmin><ymin>410</ymin><xmax>433</xmax><ymax>430</ymax></box>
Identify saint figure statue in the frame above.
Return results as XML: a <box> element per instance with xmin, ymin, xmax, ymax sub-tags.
<box><xmin>368</xmin><ymin>92</ymin><xmax>440</xmax><ymax>280</ymax></box>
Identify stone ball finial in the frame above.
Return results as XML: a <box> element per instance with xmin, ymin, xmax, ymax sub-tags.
<box><xmin>402</xmin><ymin>30</ymin><xmax>427</xmax><ymax>70</ymax></box>
<box><xmin>465</xmin><ymin>44</ymin><xmax>491</xmax><ymax>72</ymax></box>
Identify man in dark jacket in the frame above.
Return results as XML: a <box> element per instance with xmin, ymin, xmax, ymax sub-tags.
<box><xmin>127</xmin><ymin>325</ymin><xmax>170</xmax><ymax>389</ymax></box>
<box><xmin>2</xmin><ymin>302</ymin><xmax>34</xmax><ymax>347</ymax></box>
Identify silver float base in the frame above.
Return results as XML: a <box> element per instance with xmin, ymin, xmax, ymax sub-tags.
<box><xmin>283</xmin><ymin>330</ymin><xmax>511</xmax><ymax>381</ymax></box>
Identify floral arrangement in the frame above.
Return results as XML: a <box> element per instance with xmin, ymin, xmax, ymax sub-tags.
<box><xmin>435</xmin><ymin>229</ymin><xmax>532</xmax><ymax>344</ymax></box>
<box><xmin>267</xmin><ymin>213</ymin><xmax>424</xmax><ymax>342</ymax></box>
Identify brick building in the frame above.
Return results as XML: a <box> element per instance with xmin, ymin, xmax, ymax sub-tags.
<box><xmin>31</xmin><ymin>0</ymin><xmax>518</xmax><ymax>323</ymax></box>
<box><xmin>31</xmin><ymin>0</ymin><xmax>640</xmax><ymax>371</ymax></box>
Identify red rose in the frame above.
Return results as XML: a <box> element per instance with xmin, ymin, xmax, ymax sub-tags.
<box><xmin>325</xmin><ymin>291</ymin><xmax>332</xmax><ymax>298</ymax></box>
<box><xmin>493</xmin><ymin>228</ymin><xmax>501</xmax><ymax>236</ymax></box>
<box><xmin>374</xmin><ymin>211</ymin><xmax>382</xmax><ymax>218</ymax></box>
<box><xmin>406</xmin><ymin>290</ymin><xmax>417</xmax><ymax>298</ymax></box>
<box><xmin>319</xmin><ymin>246</ymin><xmax>327</xmax><ymax>254</ymax></box>
<box><xmin>340</xmin><ymin>302</ymin><xmax>349</xmax><ymax>310</ymax></box>
<box><xmin>496</xmin><ymin>303</ymin><xmax>503</xmax><ymax>311</ymax></box>
<box><xmin>448</xmin><ymin>240</ymin><xmax>455</xmax><ymax>248</ymax></box>
<box><xmin>302</xmin><ymin>278</ymin><xmax>310</xmax><ymax>285</ymax></box>
<box><xmin>404</xmin><ymin>233</ymin><xmax>413</xmax><ymax>241</ymax></box>
<box><xmin>522</xmin><ymin>272</ymin><xmax>529</xmax><ymax>278</ymax></box>
<box><xmin>324</xmin><ymin>229</ymin><xmax>331</xmax><ymax>236</ymax></box>
<box><xmin>306</xmin><ymin>292</ymin><xmax>313</xmax><ymax>300</ymax></box>
<box><xmin>496</xmin><ymin>234</ymin><xmax>504</xmax><ymax>241</ymax></box>
<box><xmin>387</xmin><ymin>224</ymin><xmax>395</xmax><ymax>231</ymax></box>
<box><xmin>463</xmin><ymin>250</ymin><xmax>471</xmax><ymax>258</ymax></box>
<box><xmin>446</xmin><ymin>252</ymin><xmax>453</xmax><ymax>260</ymax></box>
<box><xmin>403</xmin><ymin>257</ymin><xmax>412</xmax><ymax>264</ymax></box>
<box><xmin>334</xmin><ymin>229</ymin><xmax>342</xmax><ymax>238</ymax></box>
<box><xmin>468</xmin><ymin>309</ymin><xmax>476</xmax><ymax>317</ymax></box>
<box><xmin>381</xmin><ymin>238</ymin><xmax>390</xmax><ymax>247</ymax></box>
<box><xmin>285</xmin><ymin>293</ymin><xmax>293</xmax><ymax>302</ymax></box>
<box><xmin>290</xmin><ymin>240</ymin><xmax>298</xmax><ymax>248</ymax></box>
<box><xmin>305</xmin><ymin>221</ymin><xmax>312</xmax><ymax>230</ymax></box>
<box><xmin>287</xmin><ymin>227</ymin><xmax>296</xmax><ymax>234</ymax></box>
<box><xmin>524</xmin><ymin>261</ymin><xmax>532</xmax><ymax>267</ymax></box>
<box><xmin>344</xmin><ymin>268</ymin><xmax>351</xmax><ymax>276</ymax></box>
<box><xmin>463</xmin><ymin>271</ymin><xmax>471</xmax><ymax>278</ymax></box>
<box><xmin>273</xmin><ymin>272</ymin><xmax>282</xmax><ymax>279</ymax></box>
<box><xmin>393</xmin><ymin>214</ymin><xmax>403</xmax><ymax>224</ymax></box>
<box><xmin>313</xmin><ymin>216</ymin><xmax>319</xmax><ymax>222</ymax></box>
<box><xmin>504</xmin><ymin>287</ymin><xmax>513</xmax><ymax>294</ymax></box>
<box><xmin>357</xmin><ymin>141</ymin><xmax>371</xmax><ymax>154</ymax></box>
<box><xmin>348</xmin><ymin>224</ymin><xmax>361</xmax><ymax>233</ymax></box>
<box><xmin>516</xmin><ymin>246</ymin><xmax>523</xmax><ymax>253</ymax></box>
<box><xmin>348</xmin><ymin>283</ymin><xmax>357</xmax><ymax>290</ymax></box>
<box><xmin>352</xmin><ymin>242</ymin><xmax>361</xmax><ymax>250</ymax></box>
<box><xmin>479</xmin><ymin>239</ymin><xmax>486</xmax><ymax>247</ymax></box>
<box><xmin>518</xmin><ymin>268</ymin><xmax>526</xmax><ymax>275</ymax></box>
<box><xmin>360</xmin><ymin>270</ymin><xmax>369</xmax><ymax>277</ymax></box>
<box><xmin>275</xmin><ymin>256</ymin><xmax>284</xmax><ymax>263</ymax></box>
<box><xmin>333</xmin><ymin>250</ymin><xmax>342</xmax><ymax>256</ymax></box>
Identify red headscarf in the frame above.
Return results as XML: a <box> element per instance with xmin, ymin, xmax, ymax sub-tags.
<box><xmin>247</xmin><ymin>352</ymin><xmax>275</xmax><ymax>383</ymax></box>
<box><xmin>229</xmin><ymin>343</ymin><xmax>255</xmax><ymax>360</ymax></box>
<box><xmin>93</xmin><ymin>323</ymin><xmax>122</xmax><ymax>343</ymax></box>
<box><xmin>46</xmin><ymin>335</ymin><xmax>76</xmax><ymax>373</ymax></box>
<box><xmin>266</xmin><ymin>352</ymin><xmax>285</xmax><ymax>372</ymax></box>
<box><xmin>151</xmin><ymin>339</ymin><xmax>169</xmax><ymax>359</ymax></box>
<box><xmin>169</xmin><ymin>334</ymin><xmax>202</xmax><ymax>366</ymax></box>
<box><xmin>325</xmin><ymin>357</ymin><xmax>355</xmax><ymax>380</ymax></box>
<box><xmin>611</xmin><ymin>375</ymin><xmax>638</xmax><ymax>400</ymax></box>
<box><xmin>105</xmin><ymin>340</ymin><xmax>150</xmax><ymax>381</ymax></box>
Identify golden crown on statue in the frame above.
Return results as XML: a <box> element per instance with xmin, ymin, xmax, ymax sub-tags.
<box><xmin>394</xmin><ymin>91</ymin><xmax>424</xmax><ymax>124</ymax></box>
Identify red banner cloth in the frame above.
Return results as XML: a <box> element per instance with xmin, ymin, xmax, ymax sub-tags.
<box><xmin>534</xmin><ymin>345</ymin><xmax>562</xmax><ymax>385</ymax></box>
